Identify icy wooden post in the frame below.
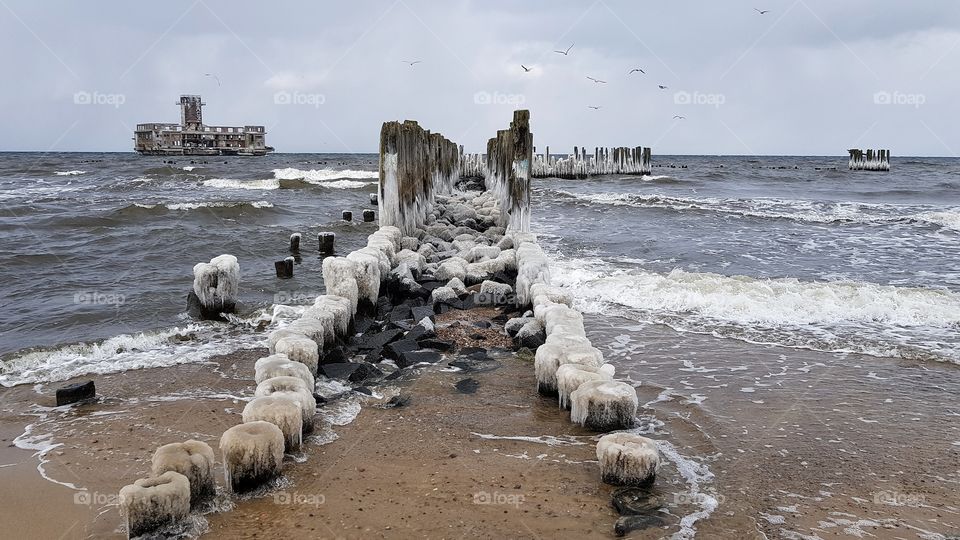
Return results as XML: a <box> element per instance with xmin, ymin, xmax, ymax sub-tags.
<box><xmin>189</xmin><ymin>254</ymin><xmax>239</xmax><ymax>320</ymax></box>
<box><xmin>318</xmin><ymin>232</ymin><xmax>335</xmax><ymax>254</ymax></box>
<box><xmin>484</xmin><ymin>109</ymin><xmax>533</xmax><ymax>231</ymax></box>
<box><xmin>342</xmin><ymin>210</ymin><xmax>352</xmax><ymax>221</ymax></box>
<box><xmin>363</xmin><ymin>209</ymin><xmax>375</xmax><ymax>222</ymax></box>
<box><xmin>289</xmin><ymin>232</ymin><xmax>301</xmax><ymax>252</ymax></box>
<box><xmin>378</xmin><ymin>119</ymin><xmax>460</xmax><ymax>235</ymax></box>
<box><xmin>369</xmin><ymin>193</ymin><xmax>378</xmax><ymax>205</ymax></box>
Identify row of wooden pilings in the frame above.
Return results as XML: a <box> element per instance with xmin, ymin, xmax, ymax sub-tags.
<box><xmin>460</xmin><ymin>144</ymin><xmax>652</xmax><ymax>180</ymax></box>
<box><xmin>848</xmin><ymin>148</ymin><xmax>891</xmax><ymax>171</ymax></box>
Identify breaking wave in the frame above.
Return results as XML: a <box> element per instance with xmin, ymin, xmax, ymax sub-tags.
<box><xmin>0</xmin><ymin>323</ymin><xmax>263</xmax><ymax>387</ymax></box>
<box><xmin>54</xmin><ymin>170</ymin><xmax>85</xmax><ymax>176</ymax></box>
<box><xmin>553</xmin><ymin>190</ymin><xmax>960</xmax><ymax>231</ymax></box>
<box><xmin>551</xmin><ymin>255</ymin><xmax>960</xmax><ymax>363</ymax></box>
<box><xmin>272</xmin><ymin>167</ymin><xmax>377</xmax><ymax>189</ymax></box>
<box><xmin>203</xmin><ymin>178</ymin><xmax>280</xmax><ymax>190</ymax></box>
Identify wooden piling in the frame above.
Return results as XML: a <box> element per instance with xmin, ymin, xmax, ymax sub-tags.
<box><xmin>275</xmin><ymin>257</ymin><xmax>294</xmax><ymax>279</ymax></box>
<box><xmin>289</xmin><ymin>233</ymin><xmax>301</xmax><ymax>252</ymax></box>
<box><xmin>342</xmin><ymin>210</ymin><xmax>353</xmax><ymax>221</ymax></box>
<box><xmin>362</xmin><ymin>209</ymin><xmax>375</xmax><ymax>222</ymax></box>
<box><xmin>318</xmin><ymin>232</ymin><xmax>335</xmax><ymax>254</ymax></box>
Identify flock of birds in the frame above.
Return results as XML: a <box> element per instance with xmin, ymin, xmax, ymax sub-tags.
<box><xmin>397</xmin><ymin>7</ymin><xmax>771</xmax><ymax>121</ymax></box>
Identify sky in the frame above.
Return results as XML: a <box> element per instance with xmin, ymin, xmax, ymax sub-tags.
<box><xmin>1</xmin><ymin>0</ymin><xmax>959</xmax><ymax>156</ymax></box>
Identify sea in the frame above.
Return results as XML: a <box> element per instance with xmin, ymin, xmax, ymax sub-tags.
<box><xmin>1</xmin><ymin>152</ymin><xmax>958</xmax><ymax>537</ymax></box>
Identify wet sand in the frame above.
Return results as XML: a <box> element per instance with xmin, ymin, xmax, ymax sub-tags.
<box><xmin>1</xmin><ymin>317</ymin><xmax>957</xmax><ymax>539</ymax></box>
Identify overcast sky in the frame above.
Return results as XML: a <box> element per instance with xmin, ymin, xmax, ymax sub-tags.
<box><xmin>1</xmin><ymin>0</ymin><xmax>958</xmax><ymax>155</ymax></box>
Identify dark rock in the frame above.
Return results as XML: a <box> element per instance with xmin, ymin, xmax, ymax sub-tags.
<box><xmin>186</xmin><ymin>291</ymin><xmax>234</xmax><ymax>321</ymax></box>
<box><xmin>385</xmin><ymin>393</ymin><xmax>411</xmax><ymax>408</ymax></box>
<box><xmin>471</xmin><ymin>320</ymin><xmax>491</xmax><ymax>329</ymax></box>
<box><xmin>417</xmin><ymin>338</ymin><xmax>454</xmax><ymax>351</ymax></box>
<box><xmin>363</xmin><ymin>348</ymin><xmax>383</xmax><ymax>364</ymax></box>
<box><xmin>384</xmin><ymin>369</ymin><xmax>404</xmax><ymax>381</ymax></box>
<box><xmin>417</xmin><ymin>280</ymin><xmax>446</xmax><ymax>293</ymax></box>
<box><xmin>459</xmin><ymin>347</ymin><xmax>487</xmax><ymax>357</ymax></box>
<box><xmin>614</xmin><ymin>515</ymin><xmax>667</xmax><ymax>537</ymax></box>
<box><xmin>353</xmin><ymin>316</ymin><xmax>376</xmax><ymax>335</ymax></box>
<box><xmin>397</xmin><ymin>350</ymin><xmax>443</xmax><ymax>368</ymax></box>
<box><xmin>388</xmin><ymin>305</ymin><xmax>412</xmax><ymax>322</ymax></box>
<box><xmin>321</xmin><ymin>346</ymin><xmax>347</xmax><ymax>365</ymax></box>
<box><xmin>321</xmin><ymin>362</ymin><xmax>383</xmax><ymax>384</ymax></box>
<box><xmin>455</xmin><ymin>378</ymin><xmax>481</xmax><ymax>394</ymax></box>
<box><xmin>450</xmin><ymin>358</ymin><xmax>502</xmax><ymax>373</ymax></box>
<box><xmin>55</xmin><ymin>381</ymin><xmax>95</xmax><ymax>406</ymax></box>
<box><xmin>517</xmin><ymin>329</ymin><xmax>546</xmax><ymax>350</ymax></box>
<box><xmin>383</xmin><ymin>338</ymin><xmax>419</xmax><ymax>360</ymax></box>
<box><xmin>356</xmin><ymin>328</ymin><xmax>403</xmax><ymax>350</ymax></box>
<box><xmin>354</xmin><ymin>386</ymin><xmax>373</xmax><ymax>395</ymax></box>
<box><xmin>375</xmin><ymin>297</ymin><xmax>393</xmax><ymax>317</ymax></box>
<box><xmin>611</xmin><ymin>488</ymin><xmax>663</xmax><ymax>515</ymax></box>
<box><xmin>405</xmin><ymin>323</ymin><xmax>435</xmax><ymax>342</ymax></box>
<box><xmin>468</xmin><ymin>332</ymin><xmax>486</xmax><ymax>340</ymax></box>
<box><xmin>410</xmin><ymin>305</ymin><xmax>435</xmax><ymax>322</ymax></box>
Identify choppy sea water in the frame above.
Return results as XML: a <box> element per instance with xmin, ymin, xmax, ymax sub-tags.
<box><xmin>1</xmin><ymin>153</ymin><xmax>958</xmax><ymax>537</ymax></box>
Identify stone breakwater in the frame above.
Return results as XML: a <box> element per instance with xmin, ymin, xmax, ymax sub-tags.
<box><xmin>110</xmin><ymin>109</ymin><xmax>669</xmax><ymax>538</ymax></box>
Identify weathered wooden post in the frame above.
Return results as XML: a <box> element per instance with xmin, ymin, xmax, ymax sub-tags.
<box><xmin>318</xmin><ymin>232</ymin><xmax>335</xmax><ymax>254</ymax></box>
<box><xmin>342</xmin><ymin>210</ymin><xmax>352</xmax><ymax>221</ymax></box>
<box><xmin>362</xmin><ymin>209</ymin><xmax>375</xmax><ymax>222</ymax></box>
<box><xmin>275</xmin><ymin>256</ymin><xmax>294</xmax><ymax>279</ymax></box>
<box><xmin>289</xmin><ymin>233</ymin><xmax>301</xmax><ymax>252</ymax></box>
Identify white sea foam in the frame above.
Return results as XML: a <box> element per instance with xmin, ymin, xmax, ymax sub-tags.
<box><xmin>0</xmin><ymin>323</ymin><xmax>263</xmax><ymax>387</ymax></box>
<box><xmin>272</xmin><ymin>167</ymin><xmax>377</xmax><ymax>188</ymax></box>
<box><xmin>555</xmin><ymin>190</ymin><xmax>960</xmax><ymax>232</ymax></box>
<box><xmin>202</xmin><ymin>178</ymin><xmax>280</xmax><ymax>190</ymax></box>
<box><xmin>551</xmin><ymin>255</ymin><xmax>960</xmax><ymax>362</ymax></box>
<box><xmin>54</xmin><ymin>170</ymin><xmax>85</xmax><ymax>176</ymax></box>
<box><xmin>655</xmin><ymin>440</ymin><xmax>718</xmax><ymax>540</ymax></box>
<box><xmin>135</xmin><ymin>201</ymin><xmax>273</xmax><ymax>210</ymax></box>
<box><xmin>182</xmin><ymin>166</ymin><xmax>197</xmax><ymax>171</ymax></box>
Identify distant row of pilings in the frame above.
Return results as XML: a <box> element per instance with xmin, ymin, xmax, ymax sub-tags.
<box><xmin>460</xmin><ymin>144</ymin><xmax>652</xmax><ymax>180</ymax></box>
<box><xmin>848</xmin><ymin>148</ymin><xmax>891</xmax><ymax>171</ymax></box>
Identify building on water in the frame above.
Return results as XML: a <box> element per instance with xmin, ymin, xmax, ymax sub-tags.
<box><xmin>134</xmin><ymin>95</ymin><xmax>274</xmax><ymax>156</ymax></box>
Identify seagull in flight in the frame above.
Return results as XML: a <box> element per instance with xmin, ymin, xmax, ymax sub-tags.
<box><xmin>673</xmin><ymin>115</ymin><xmax>686</xmax><ymax>119</ymax></box>
<box><xmin>554</xmin><ymin>43</ymin><xmax>574</xmax><ymax>56</ymax></box>
<box><xmin>658</xmin><ymin>85</ymin><xmax>668</xmax><ymax>89</ymax></box>
<box><xmin>402</xmin><ymin>60</ymin><xmax>422</xmax><ymax>66</ymax></box>
<box><xmin>586</xmin><ymin>76</ymin><xmax>607</xmax><ymax>84</ymax></box>
<box><xmin>628</xmin><ymin>68</ymin><xmax>645</xmax><ymax>74</ymax></box>
<box><xmin>521</xmin><ymin>64</ymin><xmax>533</xmax><ymax>72</ymax></box>
<box><xmin>204</xmin><ymin>73</ymin><xmax>221</xmax><ymax>86</ymax></box>
<box><xmin>588</xmin><ymin>105</ymin><xmax>602</xmax><ymax>110</ymax></box>
<box><xmin>754</xmin><ymin>8</ymin><xmax>770</xmax><ymax>14</ymax></box>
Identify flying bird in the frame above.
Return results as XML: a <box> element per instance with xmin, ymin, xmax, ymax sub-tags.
<box><xmin>554</xmin><ymin>43</ymin><xmax>574</xmax><ymax>56</ymax></box>
<box><xmin>673</xmin><ymin>115</ymin><xmax>686</xmax><ymax>119</ymax></box>
<box><xmin>521</xmin><ymin>64</ymin><xmax>533</xmax><ymax>72</ymax></box>
<box><xmin>588</xmin><ymin>105</ymin><xmax>602</xmax><ymax>110</ymax></box>
<box><xmin>754</xmin><ymin>8</ymin><xmax>770</xmax><ymax>14</ymax></box>
<box><xmin>586</xmin><ymin>76</ymin><xmax>607</xmax><ymax>84</ymax></box>
<box><xmin>628</xmin><ymin>68</ymin><xmax>645</xmax><ymax>74</ymax></box>
<box><xmin>658</xmin><ymin>85</ymin><xmax>668</xmax><ymax>89</ymax></box>
<box><xmin>402</xmin><ymin>60</ymin><xmax>422</xmax><ymax>66</ymax></box>
<box><xmin>204</xmin><ymin>73</ymin><xmax>221</xmax><ymax>86</ymax></box>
